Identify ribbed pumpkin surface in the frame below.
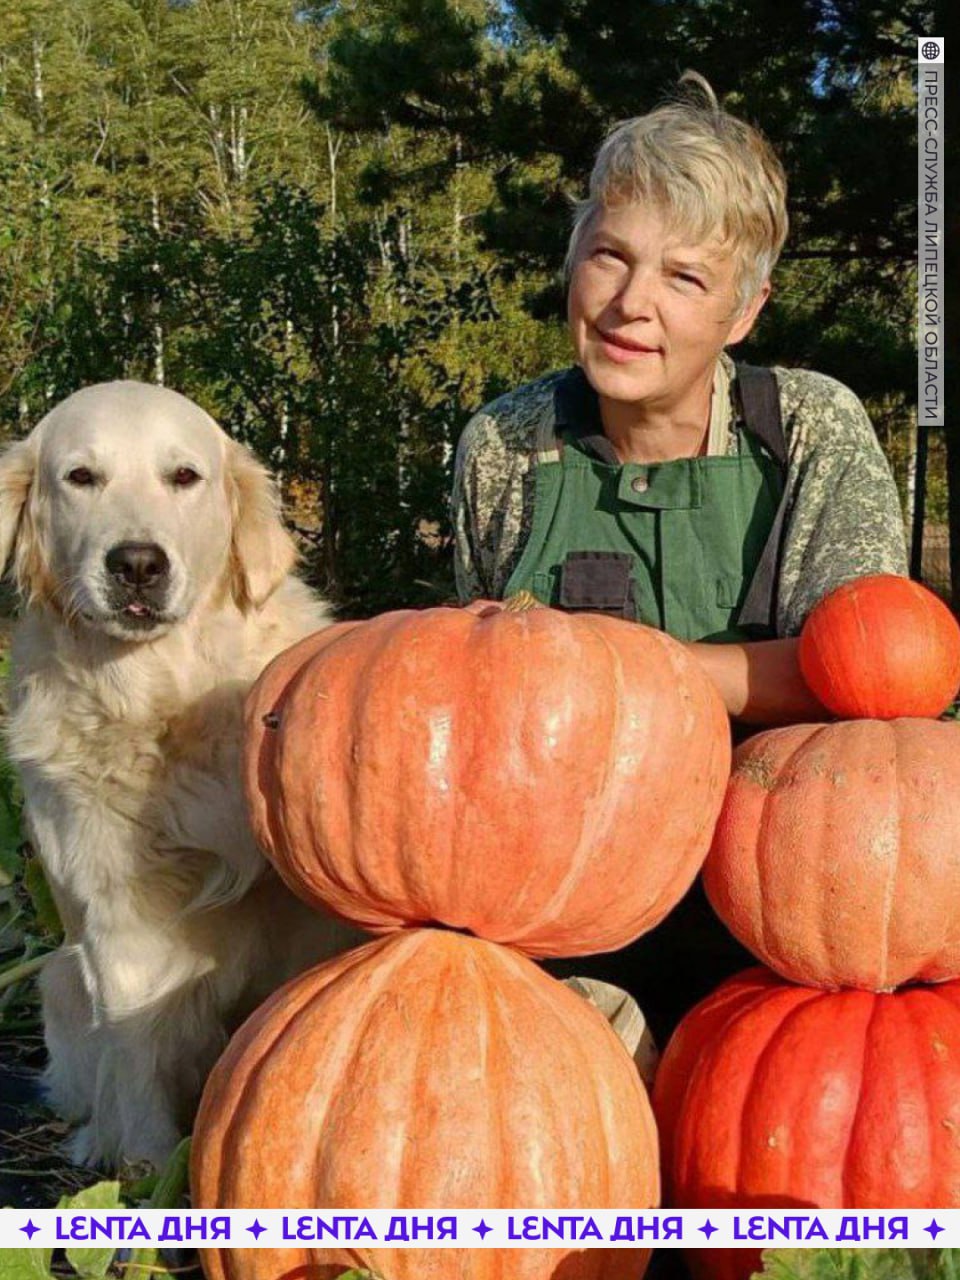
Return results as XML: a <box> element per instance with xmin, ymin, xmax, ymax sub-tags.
<box><xmin>703</xmin><ymin>718</ymin><xmax>960</xmax><ymax>990</ymax></box>
<box><xmin>798</xmin><ymin>573</ymin><xmax>960</xmax><ymax>719</ymax></box>
<box><xmin>244</xmin><ymin>605</ymin><xmax>731</xmax><ymax>957</ymax></box>
<box><xmin>653</xmin><ymin>968</ymin><xmax>960</xmax><ymax>1280</ymax></box>
<box><xmin>192</xmin><ymin>930</ymin><xmax>658</xmax><ymax>1280</ymax></box>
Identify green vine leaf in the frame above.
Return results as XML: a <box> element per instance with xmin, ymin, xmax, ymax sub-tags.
<box><xmin>752</xmin><ymin>1249</ymin><xmax>960</xmax><ymax>1280</ymax></box>
<box><xmin>0</xmin><ymin>1250</ymin><xmax>53</xmax><ymax>1280</ymax></box>
<box><xmin>58</xmin><ymin>1180</ymin><xmax>123</xmax><ymax>1279</ymax></box>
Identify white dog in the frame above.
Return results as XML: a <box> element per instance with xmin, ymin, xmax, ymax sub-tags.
<box><xmin>0</xmin><ymin>381</ymin><xmax>359</xmax><ymax>1170</ymax></box>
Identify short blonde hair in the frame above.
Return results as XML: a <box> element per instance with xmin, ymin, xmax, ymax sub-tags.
<box><xmin>565</xmin><ymin>72</ymin><xmax>789</xmax><ymax>313</ymax></box>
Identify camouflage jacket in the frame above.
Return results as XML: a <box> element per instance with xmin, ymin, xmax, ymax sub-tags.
<box><xmin>451</xmin><ymin>349</ymin><xmax>908</xmax><ymax>638</ymax></box>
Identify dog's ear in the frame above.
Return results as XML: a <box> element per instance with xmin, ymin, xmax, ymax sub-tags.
<box><xmin>227</xmin><ymin>440</ymin><xmax>299</xmax><ymax>612</ymax></box>
<box><xmin>0</xmin><ymin>437</ymin><xmax>49</xmax><ymax>604</ymax></box>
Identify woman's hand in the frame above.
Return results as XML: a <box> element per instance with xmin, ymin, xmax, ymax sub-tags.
<box><xmin>683</xmin><ymin>637</ymin><xmax>831</xmax><ymax>726</ymax></box>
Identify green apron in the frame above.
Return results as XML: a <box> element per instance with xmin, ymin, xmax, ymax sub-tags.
<box><xmin>530</xmin><ymin>363</ymin><xmax>789</xmax><ymax>1040</ymax></box>
<box><xmin>504</xmin><ymin>364</ymin><xmax>786</xmax><ymax>643</ymax></box>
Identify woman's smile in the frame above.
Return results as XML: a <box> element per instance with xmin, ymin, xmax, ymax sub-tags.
<box><xmin>597</xmin><ymin>328</ymin><xmax>663</xmax><ymax>362</ymax></box>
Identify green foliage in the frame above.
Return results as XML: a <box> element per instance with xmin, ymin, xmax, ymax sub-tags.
<box><xmin>0</xmin><ymin>1141</ymin><xmax>192</xmax><ymax>1280</ymax></box>
<box><xmin>60</xmin><ymin>1182</ymin><xmax>126</xmax><ymax>1279</ymax></box>
<box><xmin>0</xmin><ymin>1244</ymin><xmax>52</xmax><ymax>1280</ymax></box>
<box><xmin>0</xmin><ymin>1183</ymin><xmax>122</xmax><ymax>1280</ymax></box>
<box><xmin>145</xmin><ymin>1136</ymin><xmax>193</xmax><ymax>1211</ymax></box>
<box><xmin>752</xmin><ymin>1249</ymin><xmax>960</xmax><ymax>1280</ymax></box>
<box><xmin>0</xmin><ymin>0</ymin><xmax>936</xmax><ymax>616</ymax></box>
<box><xmin>0</xmin><ymin>676</ymin><xmax>54</xmax><ymax>1023</ymax></box>
<box><xmin>0</xmin><ymin>650</ymin><xmax>60</xmax><ymax>1023</ymax></box>
<box><xmin>21</xmin><ymin>856</ymin><xmax>62</xmax><ymax>945</ymax></box>
<box><xmin>0</xmin><ymin>760</ymin><xmax>22</xmax><ymax>881</ymax></box>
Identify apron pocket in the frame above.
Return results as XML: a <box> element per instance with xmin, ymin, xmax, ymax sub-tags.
<box><xmin>559</xmin><ymin>551</ymin><xmax>634</xmax><ymax>616</ymax></box>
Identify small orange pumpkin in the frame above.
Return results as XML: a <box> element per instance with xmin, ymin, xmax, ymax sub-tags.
<box><xmin>798</xmin><ymin>574</ymin><xmax>960</xmax><ymax>719</ymax></box>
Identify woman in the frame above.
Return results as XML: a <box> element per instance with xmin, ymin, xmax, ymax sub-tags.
<box><xmin>450</xmin><ymin>73</ymin><xmax>908</xmax><ymax>1039</ymax></box>
<box><xmin>452</xmin><ymin>72</ymin><xmax>907</xmax><ymax>727</ymax></box>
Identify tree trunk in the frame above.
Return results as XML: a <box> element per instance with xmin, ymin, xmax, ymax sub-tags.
<box><xmin>320</xmin><ymin>126</ymin><xmax>344</xmax><ymax>593</ymax></box>
<box><xmin>151</xmin><ymin>190</ymin><xmax>165</xmax><ymax>386</ymax></box>
<box><xmin>452</xmin><ymin>132</ymin><xmax>463</xmax><ymax>273</ymax></box>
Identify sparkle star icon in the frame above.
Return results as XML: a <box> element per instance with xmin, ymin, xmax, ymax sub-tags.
<box><xmin>20</xmin><ymin>1220</ymin><xmax>40</xmax><ymax>1240</ymax></box>
<box><xmin>473</xmin><ymin>1219</ymin><xmax>492</xmax><ymax>1239</ymax></box>
<box><xmin>699</xmin><ymin>1220</ymin><xmax>718</xmax><ymax>1238</ymax></box>
<box><xmin>246</xmin><ymin>1220</ymin><xmax>267</xmax><ymax>1239</ymax></box>
<box><xmin>925</xmin><ymin>1220</ymin><xmax>944</xmax><ymax>1240</ymax></box>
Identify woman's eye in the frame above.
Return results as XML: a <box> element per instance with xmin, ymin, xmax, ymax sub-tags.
<box><xmin>172</xmin><ymin>467</ymin><xmax>201</xmax><ymax>488</ymax></box>
<box><xmin>592</xmin><ymin>246</ymin><xmax>622</xmax><ymax>261</ymax></box>
<box><xmin>66</xmin><ymin>467</ymin><xmax>96</xmax><ymax>487</ymax></box>
<box><xmin>674</xmin><ymin>272</ymin><xmax>703</xmax><ymax>287</ymax></box>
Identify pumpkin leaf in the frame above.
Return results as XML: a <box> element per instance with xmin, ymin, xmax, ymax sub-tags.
<box><xmin>333</xmin><ymin>1272</ymin><xmax>381</xmax><ymax>1280</ymax></box>
<box><xmin>0</xmin><ymin>1250</ymin><xmax>52</xmax><ymax>1280</ymax></box>
<box><xmin>58</xmin><ymin>1179</ymin><xmax>123</xmax><ymax>1278</ymax></box>
<box><xmin>752</xmin><ymin>1249</ymin><xmax>958</xmax><ymax>1280</ymax></box>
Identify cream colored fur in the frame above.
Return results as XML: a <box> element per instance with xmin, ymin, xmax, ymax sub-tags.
<box><xmin>0</xmin><ymin>381</ymin><xmax>359</xmax><ymax>1170</ymax></box>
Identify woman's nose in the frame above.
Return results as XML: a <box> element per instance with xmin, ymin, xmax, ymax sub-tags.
<box><xmin>613</xmin><ymin>266</ymin><xmax>656</xmax><ymax>319</ymax></box>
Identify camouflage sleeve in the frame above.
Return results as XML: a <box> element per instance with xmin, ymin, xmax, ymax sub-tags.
<box><xmin>451</xmin><ymin>411</ymin><xmax>497</xmax><ymax>601</ymax></box>
<box><xmin>452</xmin><ymin>378</ymin><xmax>552</xmax><ymax>602</ymax></box>
<box><xmin>775</xmin><ymin>371</ymin><xmax>909</xmax><ymax>637</ymax></box>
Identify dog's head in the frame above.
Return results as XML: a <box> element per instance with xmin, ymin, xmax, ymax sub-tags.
<box><xmin>0</xmin><ymin>382</ymin><xmax>297</xmax><ymax>640</ymax></box>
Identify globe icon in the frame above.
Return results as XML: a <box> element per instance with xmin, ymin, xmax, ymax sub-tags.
<box><xmin>922</xmin><ymin>41</ymin><xmax>941</xmax><ymax>60</ymax></box>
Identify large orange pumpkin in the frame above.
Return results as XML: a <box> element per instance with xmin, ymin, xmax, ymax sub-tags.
<box><xmin>703</xmin><ymin>718</ymin><xmax>960</xmax><ymax>990</ymax></box>
<box><xmin>653</xmin><ymin>967</ymin><xmax>960</xmax><ymax>1280</ymax></box>
<box><xmin>192</xmin><ymin>929</ymin><xmax>659</xmax><ymax>1280</ymax></box>
<box><xmin>244</xmin><ymin>604</ymin><xmax>731</xmax><ymax>957</ymax></box>
<box><xmin>798</xmin><ymin>573</ymin><xmax>960</xmax><ymax>719</ymax></box>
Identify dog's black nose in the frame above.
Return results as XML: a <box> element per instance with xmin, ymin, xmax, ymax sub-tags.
<box><xmin>105</xmin><ymin>542</ymin><xmax>170</xmax><ymax>589</ymax></box>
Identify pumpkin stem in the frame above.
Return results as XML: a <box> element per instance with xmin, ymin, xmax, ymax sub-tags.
<box><xmin>503</xmin><ymin>590</ymin><xmax>543</xmax><ymax>614</ymax></box>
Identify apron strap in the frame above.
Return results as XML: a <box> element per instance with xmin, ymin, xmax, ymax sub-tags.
<box><xmin>734</xmin><ymin>363</ymin><xmax>790</xmax><ymax>632</ymax></box>
<box><xmin>536</xmin><ymin>391</ymin><xmax>565</xmax><ymax>463</ymax></box>
<box><xmin>735</xmin><ymin>362</ymin><xmax>788</xmax><ymax>465</ymax></box>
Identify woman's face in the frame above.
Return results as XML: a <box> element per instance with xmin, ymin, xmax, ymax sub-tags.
<box><xmin>567</xmin><ymin>202</ymin><xmax>770</xmax><ymax>409</ymax></box>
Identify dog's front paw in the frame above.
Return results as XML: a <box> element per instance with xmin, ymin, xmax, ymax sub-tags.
<box><xmin>64</xmin><ymin>1117</ymin><xmax>182</xmax><ymax>1173</ymax></box>
<box><xmin>64</xmin><ymin>1121</ymin><xmax>106</xmax><ymax>1170</ymax></box>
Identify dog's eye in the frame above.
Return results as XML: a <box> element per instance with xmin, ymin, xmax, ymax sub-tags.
<box><xmin>172</xmin><ymin>467</ymin><xmax>201</xmax><ymax>488</ymax></box>
<box><xmin>66</xmin><ymin>467</ymin><xmax>96</xmax><ymax>487</ymax></box>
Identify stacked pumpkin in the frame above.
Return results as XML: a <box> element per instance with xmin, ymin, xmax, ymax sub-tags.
<box><xmin>192</xmin><ymin>604</ymin><xmax>735</xmax><ymax>1280</ymax></box>
<box><xmin>653</xmin><ymin>576</ymin><xmax>960</xmax><ymax>1280</ymax></box>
